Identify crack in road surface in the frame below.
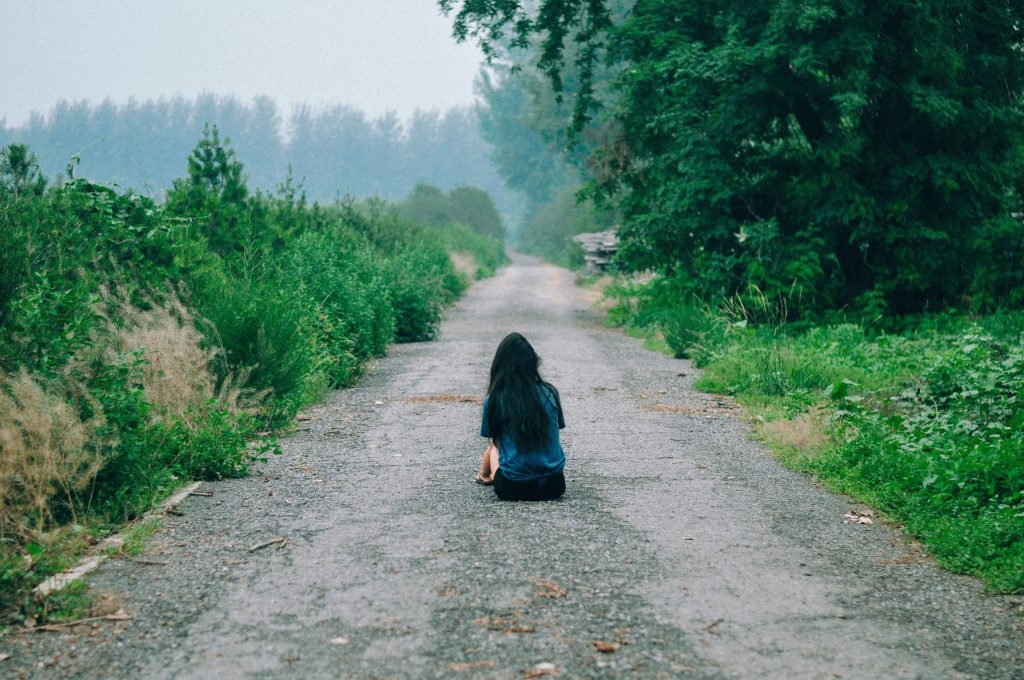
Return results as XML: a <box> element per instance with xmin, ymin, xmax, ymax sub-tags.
<box><xmin>8</xmin><ymin>255</ymin><xmax>1023</xmax><ymax>679</ymax></box>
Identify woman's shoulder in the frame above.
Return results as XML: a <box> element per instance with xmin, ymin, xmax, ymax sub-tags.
<box><xmin>539</xmin><ymin>381</ymin><xmax>560</xmax><ymax>403</ymax></box>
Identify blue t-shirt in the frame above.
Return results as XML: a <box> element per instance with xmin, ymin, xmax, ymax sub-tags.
<box><xmin>480</xmin><ymin>384</ymin><xmax>566</xmax><ymax>481</ymax></box>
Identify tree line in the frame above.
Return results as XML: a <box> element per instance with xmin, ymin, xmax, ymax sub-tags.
<box><xmin>0</xmin><ymin>94</ymin><xmax>520</xmax><ymax>221</ymax></box>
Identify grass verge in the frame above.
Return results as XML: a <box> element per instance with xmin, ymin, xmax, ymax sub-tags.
<box><xmin>605</xmin><ymin>280</ymin><xmax>1024</xmax><ymax>593</ymax></box>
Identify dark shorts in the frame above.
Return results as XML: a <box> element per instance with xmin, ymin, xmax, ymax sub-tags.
<box><xmin>493</xmin><ymin>468</ymin><xmax>565</xmax><ymax>502</ymax></box>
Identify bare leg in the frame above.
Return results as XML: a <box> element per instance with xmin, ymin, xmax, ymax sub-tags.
<box><xmin>475</xmin><ymin>441</ymin><xmax>499</xmax><ymax>485</ymax></box>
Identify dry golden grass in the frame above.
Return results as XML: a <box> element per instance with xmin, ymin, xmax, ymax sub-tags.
<box><xmin>450</xmin><ymin>252</ymin><xmax>478</xmax><ymax>279</ymax></box>
<box><xmin>101</xmin><ymin>292</ymin><xmax>265</xmax><ymax>424</ymax></box>
<box><xmin>758</xmin><ymin>411</ymin><xmax>829</xmax><ymax>460</ymax></box>
<box><xmin>0</xmin><ymin>371</ymin><xmax>106</xmax><ymax>540</ymax></box>
<box><xmin>108</xmin><ymin>295</ymin><xmax>219</xmax><ymax>423</ymax></box>
<box><xmin>0</xmin><ymin>292</ymin><xmax>267</xmax><ymax>545</ymax></box>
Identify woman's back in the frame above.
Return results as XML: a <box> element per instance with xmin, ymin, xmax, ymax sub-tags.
<box><xmin>481</xmin><ymin>383</ymin><xmax>565</xmax><ymax>481</ymax></box>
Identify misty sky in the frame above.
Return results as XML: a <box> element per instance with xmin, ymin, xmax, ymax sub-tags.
<box><xmin>0</xmin><ymin>0</ymin><xmax>485</xmax><ymax>126</ymax></box>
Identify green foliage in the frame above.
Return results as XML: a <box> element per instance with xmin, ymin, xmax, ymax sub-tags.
<box><xmin>166</xmin><ymin>125</ymin><xmax>265</xmax><ymax>256</ymax></box>
<box><xmin>447</xmin><ymin>185</ymin><xmax>505</xmax><ymax>240</ymax></box>
<box><xmin>0</xmin><ymin>143</ymin><xmax>46</xmax><ymax>198</ymax></box>
<box><xmin>191</xmin><ymin>266</ymin><xmax>324</xmax><ymax>426</ymax></box>
<box><xmin>441</xmin><ymin>0</ymin><xmax>613</xmax><ymax>130</ymax></box>
<box><xmin>398</xmin><ymin>182</ymin><xmax>507</xmax><ymax>241</ymax></box>
<box><xmin>811</xmin><ymin>328</ymin><xmax>1024</xmax><ymax>591</ymax></box>
<box><xmin>517</xmin><ymin>186</ymin><xmax>614</xmax><ymax>265</ymax></box>
<box><xmin>118</xmin><ymin>518</ymin><xmax>160</xmax><ymax>557</ymax></box>
<box><xmin>399</xmin><ymin>183</ymin><xmax>452</xmax><ymax>227</ymax></box>
<box><xmin>387</xmin><ymin>237</ymin><xmax>466</xmax><ymax>343</ymax></box>
<box><xmin>434</xmin><ymin>222</ymin><xmax>509</xmax><ymax>279</ymax></box>
<box><xmin>281</xmin><ymin>227</ymin><xmax>395</xmax><ymax>386</ymax></box>
<box><xmin>473</xmin><ymin>41</ymin><xmax>619</xmax><ymax>263</ymax></box>
<box><xmin>30</xmin><ymin>580</ymin><xmax>92</xmax><ymax>624</ymax></box>
<box><xmin>447</xmin><ymin>0</ymin><xmax>1024</xmax><ymax>313</ymax></box>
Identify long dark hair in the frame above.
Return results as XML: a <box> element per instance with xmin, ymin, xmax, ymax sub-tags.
<box><xmin>487</xmin><ymin>332</ymin><xmax>558</xmax><ymax>452</ymax></box>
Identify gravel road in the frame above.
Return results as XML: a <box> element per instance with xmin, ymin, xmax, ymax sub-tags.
<box><xmin>6</xmin><ymin>254</ymin><xmax>1023</xmax><ymax>679</ymax></box>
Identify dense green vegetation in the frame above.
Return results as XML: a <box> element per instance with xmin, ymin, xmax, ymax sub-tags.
<box><xmin>399</xmin><ymin>182</ymin><xmax>506</xmax><ymax>241</ymax></box>
<box><xmin>445</xmin><ymin>1</ymin><xmax>1024</xmax><ymax>591</ymax></box>
<box><xmin>0</xmin><ymin>131</ymin><xmax>506</xmax><ymax>618</ymax></box>
<box><xmin>447</xmin><ymin>0</ymin><xmax>1024</xmax><ymax>314</ymax></box>
<box><xmin>0</xmin><ymin>95</ymin><xmax>519</xmax><ymax>218</ymax></box>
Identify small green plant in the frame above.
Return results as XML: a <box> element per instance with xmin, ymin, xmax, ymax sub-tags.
<box><xmin>29</xmin><ymin>580</ymin><xmax>92</xmax><ymax>624</ymax></box>
<box><xmin>118</xmin><ymin>518</ymin><xmax>160</xmax><ymax>557</ymax></box>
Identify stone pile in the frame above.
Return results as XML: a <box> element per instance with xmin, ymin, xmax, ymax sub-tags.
<box><xmin>572</xmin><ymin>229</ymin><xmax>619</xmax><ymax>273</ymax></box>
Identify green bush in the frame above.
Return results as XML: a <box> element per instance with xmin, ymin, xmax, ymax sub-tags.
<box><xmin>387</xmin><ymin>239</ymin><xmax>462</xmax><ymax>343</ymax></box>
<box><xmin>436</xmin><ymin>223</ymin><xmax>509</xmax><ymax>278</ymax></box>
<box><xmin>705</xmin><ymin>315</ymin><xmax>1024</xmax><ymax>591</ymax></box>
<box><xmin>606</xmin><ymin>272</ymin><xmax>1024</xmax><ymax>590</ymax></box>
<box><xmin>191</xmin><ymin>267</ymin><xmax>324</xmax><ymax>426</ymax></box>
<box><xmin>282</xmin><ymin>227</ymin><xmax>395</xmax><ymax>386</ymax></box>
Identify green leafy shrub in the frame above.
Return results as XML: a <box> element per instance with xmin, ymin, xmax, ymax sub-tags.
<box><xmin>282</xmin><ymin>227</ymin><xmax>395</xmax><ymax>386</ymax></box>
<box><xmin>607</xmin><ymin>272</ymin><xmax>1024</xmax><ymax>590</ymax></box>
<box><xmin>703</xmin><ymin>315</ymin><xmax>1024</xmax><ymax>591</ymax></box>
<box><xmin>399</xmin><ymin>182</ymin><xmax>507</xmax><ymax>241</ymax></box>
<box><xmin>191</xmin><ymin>267</ymin><xmax>323</xmax><ymax>426</ymax></box>
<box><xmin>387</xmin><ymin>239</ymin><xmax>462</xmax><ymax>343</ymax></box>
<box><xmin>0</xmin><ymin>136</ymin><xmax>495</xmax><ymax>616</ymax></box>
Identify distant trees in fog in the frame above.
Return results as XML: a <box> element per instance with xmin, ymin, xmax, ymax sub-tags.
<box><xmin>0</xmin><ymin>94</ymin><xmax>517</xmax><ymax>217</ymax></box>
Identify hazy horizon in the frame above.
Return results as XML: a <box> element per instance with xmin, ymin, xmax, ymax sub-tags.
<box><xmin>0</xmin><ymin>0</ymin><xmax>485</xmax><ymax>127</ymax></box>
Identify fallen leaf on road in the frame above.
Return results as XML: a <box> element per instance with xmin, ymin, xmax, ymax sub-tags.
<box><xmin>329</xmin><ymin>637</ymin><xmax>349</xmax><ymax>646</ymax></box>
<box><xmin>593</xmin><ymin>640</ymin><xmax>620</xmax><ymax>653</ymax></box>
<box><xmin>534</xmin><ymin>579</ymin><xmax>567</xmax><ymax>599</ymax></box>
<box><xmin>843</xmin><ymin>510</ymin><xmax>874</xmax><ymax>525</ymax></box>
<box><xmin>448</xmin><ymin>661</ymin><xmax>495</xmax><ymax>671</ymax></box>
<box><xmin>524</xmin><ymin>662</ymin><xmax>556</xmax><ymax>678</ymax></box>
<box><xmin>373</xmin><ymin>400</ymin><xmax>385</xmax><ymax>405</ymax></box>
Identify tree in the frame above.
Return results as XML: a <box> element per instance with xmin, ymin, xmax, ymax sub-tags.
<box><xmin>448</xmin><ymin>185</ymin><xmax>505</xmax><ymax>239</ymax></box>
<box><xmin>443</xmin><ymin>0</ymin><xmax>1024</xmax><ymax>314</ymax></box>
<box><xmin>399</xmin><ymin>182</ymin><xmax>452</xmax><ymax>226</ymax></box>
<box><xmin>166</xmin><ymin>125</ymin><xmax>255</xmax><ymax>255</ymax></box>
<box><xmin>0</xmin><ymin>144</ymin><xmax>47</xmax><ymax>197</ymax></box>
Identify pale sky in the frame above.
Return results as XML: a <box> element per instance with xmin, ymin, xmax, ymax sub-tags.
<box><xmin>0</xmin><ymin>0</ymin><xmax>485</xmax><ymax>126</ymax></box>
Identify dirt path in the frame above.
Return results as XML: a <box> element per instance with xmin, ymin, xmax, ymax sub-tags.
<box><xmin>7</xmin><ymin>255</ymin><xmax>1023</xmax><ymax>679</ymax></box>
